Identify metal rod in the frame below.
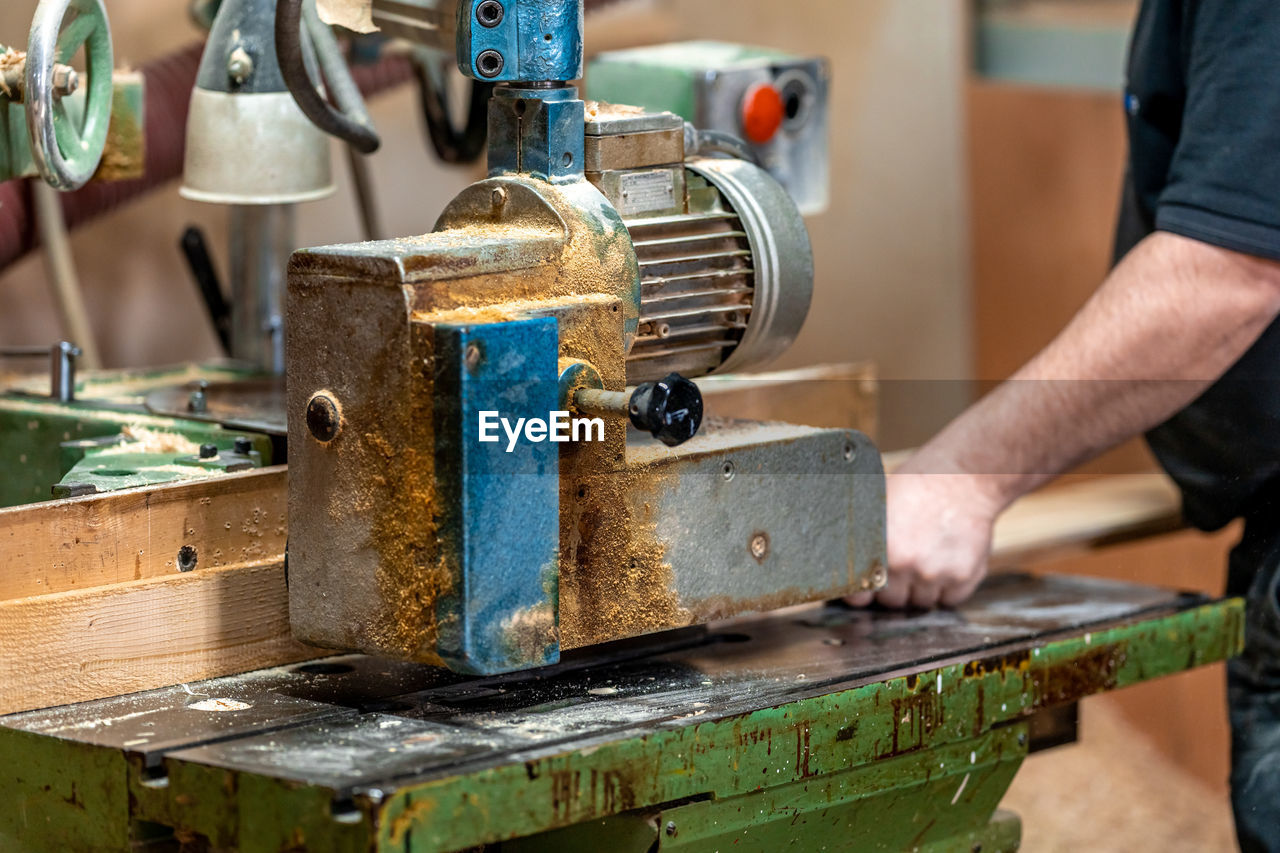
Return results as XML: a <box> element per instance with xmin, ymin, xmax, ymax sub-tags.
<box><xmin>228</xmin><ymin>204</ymin><xmax>294</xmax><ymax>374</ymax></box>
<box><xmin>0</xmin><ymin>341</ymin><xmax>81</xmax><ymax>401</ymax></box>
<box><xmin>574</xmin><ymin>388</ymin><xmax>631</xmax><ymax>419</ymax></box>
<box><xmin>345</xmin><ymin>144</ymin><xmax>384</xmax><ymax>241</ymax></box>
<box><xmin>50</xmin><ymin>340</ymin><xmax>80</xmax><ymax>402</ymax></box>
<box><xmin>32</xmin><ymin>180</ymin><xmax>101</xmax><ymax>369</ymax></box>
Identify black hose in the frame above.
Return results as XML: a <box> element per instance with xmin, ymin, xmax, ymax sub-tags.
<box><xmin>412</xmin><ymin>55</ymin><xmax>492</xmax><ymax>165</ymax></box>
<box><xmin>275</xmin><ymin>0</ymin><xmax>380</xmax><ymax>154</ymax></box>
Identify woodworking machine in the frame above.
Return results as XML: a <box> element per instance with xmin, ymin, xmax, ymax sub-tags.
<box><xmin>282</xmin><ymin>0</ymin><xmax>885</xmax><ymax>673</ymax></box>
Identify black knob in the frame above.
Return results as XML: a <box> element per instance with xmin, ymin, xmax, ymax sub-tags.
<box><xmin>233</xmin><ymin>436</ymin><xmax>253</xmax><ymax>455</ymax></box>
<box><xmin>629</xmin><ymin>373</ymin><xmax>703</xmax><ymax>448</ymax></box>
<box><xmin>199</xmin><ymin>443</ymin><xmax>218</xmax><ymax>459</ymax></box>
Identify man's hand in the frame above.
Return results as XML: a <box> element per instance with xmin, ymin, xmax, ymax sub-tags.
<box><xmin>844</xmin><ymin>235</ymin><xmax>1280</xmax><ymax>612</ymax></box>
<box><xmin>847</xmin><ymin>464</ymin><xmax>1002</xmax><ymax>610</ymax></box>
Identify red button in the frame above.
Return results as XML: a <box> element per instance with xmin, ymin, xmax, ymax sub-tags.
<box><xmin>741</xmin><ymin>82</ymin><xmax>785</xmax><ymax>145</ymax></box>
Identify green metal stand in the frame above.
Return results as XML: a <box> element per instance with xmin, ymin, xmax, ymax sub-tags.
<box><xmin>0</xmin><ymin>574</ymin><xmax>1242</xmax><ymax>852</ymax></box>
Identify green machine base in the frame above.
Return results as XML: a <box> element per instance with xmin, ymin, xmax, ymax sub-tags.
<box><xmin>0</xmin><ymin>573</ymin><xmax>1242</xmax><ymax>852</ymax></box>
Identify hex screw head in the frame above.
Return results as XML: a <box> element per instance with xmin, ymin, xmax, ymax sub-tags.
<box><xmin>51</xmin><ymin>64</ymin><xmax>79</xmax><ymax>98</ymax></box>
<box><xmin>306</xmin><ymin>393</ymin><xmax>342</xmax><ymax>444</ymax></box>
<box><xmin>233</xmin><ymin>437</ymin><xmax>253</xmax><ymax>455</ymax></box>
<box><xmin>464</xmin><ymin>342</ymin><xmax>484</xmax><ymax>371</ymax></box>
<box><xmin>476</xmin><ymin>50</ymin><xmax>505</xmax><ymax>78</ymax></box>
<box><xmin>870</xmin><ymin>565</ymin><xmax>888</xmax><ymax>589</ymax></box>
<box><xmin>188</xmin><ymin>389</ymin><xmax>208</xmax><ymax>414</ymax></box>
<box><xmin>665</xmin><ymin>821</ymin><xmax>678</xmax><ymax>838</ymax></box>
<box><xmin>476</xmin><ymin>0</ymin><xmax>504</xmax><ymax>27</ymax></box>
<box><xmin>749</xmin><ymin>532</ymin><xmax>770</xmax><ymax>563</ymax></box>
<box><xmin>227</xmin><ymin>47</ymin><xmax>254</xmax><ymax>85</ymax></box>
<box><xmin>199</xmin><ymin>443</ymin><xmax>218</xmax><ymax>459</ymax></box>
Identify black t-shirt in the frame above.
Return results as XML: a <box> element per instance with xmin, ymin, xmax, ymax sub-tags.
<box><xmin>1120</xmin><ymin>0</ymin><xmax>1280</xmax><ymax>531</ymax></box>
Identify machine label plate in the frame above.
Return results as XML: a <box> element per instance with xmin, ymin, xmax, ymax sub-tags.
<box><xmin>619</xmin><ymin>169</ymin><xmax>677</xmax><ymax>215</ymax></box>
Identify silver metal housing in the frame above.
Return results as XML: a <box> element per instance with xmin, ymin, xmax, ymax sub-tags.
<box><xmin>687</xmin><ymin>157</ymin><xmax>813</xmax><ymax>377</ymax></box>
<box><xmin>181</xmin><ymin>89</ymin><xmax>335</xmax><ymax>205</ymax></box>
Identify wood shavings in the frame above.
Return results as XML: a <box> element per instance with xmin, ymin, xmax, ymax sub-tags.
<box><xmin>102</xmin><ymin>424</ymin><xmax>201</xmax><ymax>456</ymax></box>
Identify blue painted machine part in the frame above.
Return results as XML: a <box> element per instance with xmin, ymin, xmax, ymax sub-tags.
<box><xmin>487</xmin><ymin>85</ymin><xmax>585</xmax><ymax>181</ymax></box>
<box><xmin>432</xmin><ymin>318</ymin><xmax>562</xmax><ymax>674</ymax></box>
<box><xmin>456</xmin><ymin>0</ymin><xmax>583</xmax><ymax>83</ymax></box>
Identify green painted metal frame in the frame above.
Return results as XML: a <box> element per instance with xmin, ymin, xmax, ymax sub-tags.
<box><xmin>0</xmin><ymin>596</ymin><xmax>1243</xmax><ymax>852</ymax></box>
<box><xmin>0</xmin><ymin>365</ymin><xmax>271</xmax><ymax>508</ymax></box>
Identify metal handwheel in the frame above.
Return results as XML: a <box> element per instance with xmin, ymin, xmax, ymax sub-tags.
<box><xmin>25</xmin><ymin>0</ymin><xmax>113</xmax><ymax>190</ymax></box>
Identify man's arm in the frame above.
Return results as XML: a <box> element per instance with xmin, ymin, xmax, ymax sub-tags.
<box><xmin>851</xmin><ymin>231</ymin><xmax>1280</xmax><ymax>610</ymax></box>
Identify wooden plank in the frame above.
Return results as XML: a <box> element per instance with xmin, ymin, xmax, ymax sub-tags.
<box><xmin>992</xmin><ymin>473</ymin><xmax>1183</xmax><ymax>568</ymax></box>
<box><xmin>0</xmin><ymin>467</ymin><xmax>287</xmax><ymax>602</ymax></box>
<box><xmin>699</xmin><ymin>363</ymin><xmax>878</xmax><ymax>439</ymax></box>
<box><xmin>0</xmin><ymin>561</ymin><xmax>317</xmax><ymax>715</ymax></box>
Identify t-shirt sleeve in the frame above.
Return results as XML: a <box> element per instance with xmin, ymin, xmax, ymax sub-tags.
<box><xmin>1156</xmin><ymin>1</ymin><xmax>1280</xmax><ymax>260</ymax></box>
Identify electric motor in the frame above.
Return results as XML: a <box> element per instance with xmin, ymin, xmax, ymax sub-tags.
<box><xmin>623</xmin><ymin>159</ymin><xmax>813</xmax><ymax>384</ymax></box>
<box><xmin>584</xmin><ymin>106</ymin><xmax>814</xmax><ymax>385</ymax></box>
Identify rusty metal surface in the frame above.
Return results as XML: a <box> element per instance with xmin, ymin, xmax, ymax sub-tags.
<box><xmin>559</xmin><ymin>420</ymin><xmax>885</xmax><ymax>649</ymax></box>
<box><xmin>2</xmin><ymin>573</ymin><xmax>1206</xmax><ymax>795</ymax></box>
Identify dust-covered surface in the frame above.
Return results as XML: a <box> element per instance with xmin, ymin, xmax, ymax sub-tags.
<box><xmin>0</xmin><ymin>574</ymin><xmax>1205</xmax><ymax>798</ymax></box>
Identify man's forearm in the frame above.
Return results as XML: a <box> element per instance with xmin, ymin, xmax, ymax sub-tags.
<box><xmin>909</xmin><ymin>231</ymin><xmax>1280</xmax><ymax>509</ymax></box>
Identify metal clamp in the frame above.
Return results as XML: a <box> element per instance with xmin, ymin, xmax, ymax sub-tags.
<box><xmin>25</xmin><ymin>0</ymin><xmax>113</xmax><ymax>190</ymax></box>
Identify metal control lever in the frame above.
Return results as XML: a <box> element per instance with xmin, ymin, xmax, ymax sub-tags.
<box><xmin>575</xmin><ymin>373</ymin><xmax>704</xmax><ymax>447</ymax></box>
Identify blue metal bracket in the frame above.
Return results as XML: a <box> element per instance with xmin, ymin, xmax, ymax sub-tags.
<box><xmin>432</xmin><ymin>317</ymin><xmax>562</xmax><ymax>674</ymax></box>
<box><xmin>456</xmin><ymin>0</ymin><xmax>582</xmax><ymax>83</ymax></box>
<box><xmin>487</xmin><ymin>85</ymin><xmax>584</xmax><ymax>182</ymax></box>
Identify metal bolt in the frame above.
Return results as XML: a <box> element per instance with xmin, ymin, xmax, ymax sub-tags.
<box><xmin>476</xmin><ymin>50</ymin><xmax>505</xmax><ymax>78</ymax></box>
<box><xmin>227</xmin><ymin>47</ymin><xmax>254</xmax><ymax>85</ymax></box>
<box><xmin>233</xmin><ymin>437</ymin><xmax>252</xmax><ymax>455</ymax></box>
<box><xmin>306</xmin><ymin>393</ymin><xmax>342</xmax><ymax>443</ymax></box>
<box><xmin>843</xmin><ymin>442</ymin><xmax>856</xmax><ymax>462</ymax></box>
<box><xmin>476</xmin><ymin>0</ymin><xmax>504</xmax><ymax>27</ymax></box>
<box><xmin>1017</xmin><ymin>733</ymin><xmax>1027</xmax><ymax>747</ymax></box>
<box><xmin>177</xmin><ymin>545</ymin><xmax>198</xmax><ymax>572</ymax></box>
<box><xmin>722</xmin><ymin>460</ymin><xmax>735</xmax><ymax>482</ymax></box>
<box><xmin>188</xmin><ymin>389</ymin><xmax>208</xmax><ymax>414</ymax></box>
<box><xmin>51</xmin><ymin>64</ymin><xmax>78</xmax><ymax>98</ymax></box>
<box><xmin>749</xmin><ymin>532</ymin><xmax>770</xmax><ymax>563</ymax></box>
<box><xmin>665</xmin><ymin>821</ymin><xmax>678</xmax><ymax>838</ymax></box>
<box><xmin>491</xmin><ymin>187</ymin><xmax>507</xmax><ymax>210</ymax></box>
<box><xmin>870</xmin><ymin>565</ymin><xmax>888</xmax><ymax>589</ymax></box>
<box><xmin>199</xmin><ymin>443</ymin><xmax>218</xmax><ymax>459</ymax></box>
<box><xmin>464</xmin><ymin>343</ymin><xmax>483</xmax><ymax>371</ymax></box>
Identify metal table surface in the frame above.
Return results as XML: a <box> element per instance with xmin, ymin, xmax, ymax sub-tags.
<box><xmin>0</xmin><ymin>573</ymin><xmax>1244</xmax><ymax>853</ymax></box>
